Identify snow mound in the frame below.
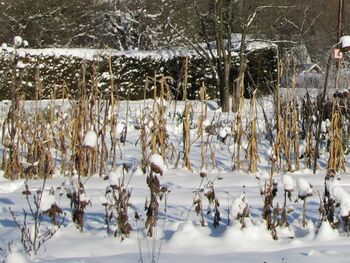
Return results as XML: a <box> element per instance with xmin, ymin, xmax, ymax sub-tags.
<box><xmin>224</xmin><ymin>219</ymin><xmax>273</xmax><ymax>247</ymax></box>
<box><xmin>0</xmin><ymin>180</ymin><xmax>24</xmax><ymax>193</ymax></box>
<box><xmin>315</xmin><ymin>221</ymin><xmax>339</xmax><ymax>242</ymax></box>
<box><xmin>4</xmin><ymin>252</ymin><xmax>28</xmax><ymax>263</ymax></box>
<box><xmin>168</xmin><ymin>221</ymin><xmax>213</xmax><ymax>249</ymax></box>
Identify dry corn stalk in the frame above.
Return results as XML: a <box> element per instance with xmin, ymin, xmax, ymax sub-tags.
<box><xmin>246</xmin><ymin>91</ymin><xmax>259</xmax><ymax>173</ymax></box>
<box><xmin>150</xmin><ymin>74</ymin><xmax>169</xmax><ymax>160</ymax></box>
<box><xmin>139</xmin><ymin>79</ymin><xmax>150</xmax><ymax>173</ymax></box>
<box><xmin>108</xmin><ymin>57</ymin><xmax>119</xmax><ymax>168</ymax></box>
<box><xmin>291</xmin><ymin>64</ymin><xmax>300</xmax><ymax>171</ymax></box>
<box><xmin>283</xmin><ymin>86</ymin><xmax>292</xmax><ymax>171</ymax></box>
<box><xmin>198</xmin><ymin>82</ymin><xmax>208</xmax><ymax>171</ymax></box>
<box><xmin>234</xmin><ymin>59</ymin><xmax>245</xmax><ymax>171</ymax></box>
<box><xmin>272</xmin><ymin>51</ymin><xmax>289</xmax><ymax>172</ymax></box>
<box><xmin>327</xmin><ymin>100</ymin><xmax>345</xmax><ymax>172</ymax></box>
<box><xmin>2</xmin><ymin>50</ymin><xmax>22</xmax><ymax>179</ymax></box>
<box><xmin>182</xmin><ymin>56</ymin><xmax>192</xmax><ymax>172</ymax></box>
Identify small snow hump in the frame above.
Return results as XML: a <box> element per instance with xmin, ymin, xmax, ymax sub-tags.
<box><xmin>4</xmin><ymin>252</ymin><xmax>28</xmax><ymax>263</ymax></box>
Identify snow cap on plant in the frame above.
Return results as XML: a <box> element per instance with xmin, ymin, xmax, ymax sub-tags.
<box><xmin>1</xmin><ymin>43</ymin><xmax>7</xmax><ymax>50</ymax></box>
<box><xmin>297</xmin><ymin>178</ymin><xmax>313</xmax><ymax>199</ymax></box>
<box><xmin>13</xmin><ymin>36</ymin><xmax>23</xmax><ymax>47</ymax></box>
<box><xmin>282</xmin><ymin>174</ymin><xmax>294</xmax><ymax>192</ymax></box>
<box><xmin>82</xmin><ymin>130</ymin><xmax>98</xmax><ymax>149</ymax></box>
<box><xmin>149</xmin><ymin>153</ymin><xmax>165</xmax><ymax>176</ymax></box>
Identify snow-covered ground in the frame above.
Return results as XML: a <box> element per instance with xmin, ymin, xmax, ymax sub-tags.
<box><xmin>1</xmin><ymin>97</ymin><xmax>350</xmax><ymax>263</ymax></box>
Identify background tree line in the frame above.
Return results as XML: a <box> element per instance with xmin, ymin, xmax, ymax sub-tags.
<box><xmin>0</xmin><ymin>0</ymin><xmax>348</xmax><ymax>64</ymax></box>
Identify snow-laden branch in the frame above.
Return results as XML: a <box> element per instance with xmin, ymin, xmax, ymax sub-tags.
<box><xmin>246</xmin><ymin>5</ymin><xmax>296</xmax><ymax>28</ymax></box>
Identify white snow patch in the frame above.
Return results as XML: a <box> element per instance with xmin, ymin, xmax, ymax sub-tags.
<box><xmin>315</xmin><ymin>221</ymin><xmax>339</xmax><ymax>241</ymax></box>
<box><xmin>230</xmin><ymin>194</ymin><xmax>249</xmax><ymax>221</ymax></box>
<box><xmin>83</xmin><ymin>130</ymin><xmax>98</xmax><ymax>148</ymax></box>
<box><xmin>4</xmin><ymin>252</ymin><xmax>28</xmax><ymax>263</ymax></box>
<box><xmin>0</xmin><ymin>180</ymin><xmax>24</xmax><ymax>193</ymax></box>
<box><xmin>40</xmin><ymin>190</ymin><xmax>56</xmax><ymax>211</ymax></box>
<box><xmin>282</xmin><ymin>174</ymin><xmax>294</xmax><ymax>191</ymax></box>
<box><xmin>13</xmin><ymin>36</ymin><xmax>23</xmax><ymax>48</ymax></box>
<box><xmin>150</xmin><ymin>153</ymin><xmax>166</xmax><ymax>174</ymax></box>
<box><xmin>297</xmin><ymin>178</ymin><xmax>312</xmax><ymax>198</ymax></box>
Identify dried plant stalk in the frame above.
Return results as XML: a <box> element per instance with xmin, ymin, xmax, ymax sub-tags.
<box><xmin>327</xmin><ymin>100</ymin><xmax>345</xmax><ymax>172</ymax></box>
<box><xmin>234</xmin><ymin>59</ymin><xmax>245</xmax><ymax>171</ymax></box>
<box><xmin>109</xmin><ymin>57</ymin><xmax>118</xmax><ymax>168</ymax></box>
<box><xmin>291</xmin><ymin>65</ymin><xmax>300</xmax><ymax>171</ymax></box>
<box><xmin>150</xmin><ymin>74</ymin><xmax>169</xmax><ymax>159</ymax></box>
<box><xmin>283</xmin><ymin>86</ymin><xmax>292</xmax><ymax>171</ymax></box>
<box><xmin>272</xmin><ymin>51</ymin><xmax>290</xmax><ymax>172</ymax></box>
<box><xmin>2</xmin><ymin>49</ymin><xmax>22</xmax><ymax>179</ymax></box>
<box><xmin>182</xmin><ymin>56</ymin><xmax>192</xmax><ymax>171</ymax></box>
<box><xmin>198</xmin><ymin>82</ymin><xmax>208</xmax><ymax>171</ymax></box>
<box><xmin>246</xmin><ymin>91</ymin><xmax>259</xmax><ymax>173</ymax></box>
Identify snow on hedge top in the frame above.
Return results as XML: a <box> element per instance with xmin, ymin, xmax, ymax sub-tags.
<box><xmin>0</xmin><ymin>47</ymin><xmax>193</xmax><ymax>61</ymax></box>
<box><xmin>1</xmin><ymin>34</ymin><xmax>275</xmax><ymax>61</ymax></box>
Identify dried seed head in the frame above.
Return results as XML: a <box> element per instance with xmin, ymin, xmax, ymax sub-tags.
<box><xmin>200</xmin><ymin>171</ymin><xmax>207</xmax><ymax>178</ymax></box>
<box><xmin>22</xmin><ymin>189</ymin><xmax>31</xmax><ymax>195</ymax></box>
<box><xmin>151</xmin><ymin>163</ymin><xmax>163</xmax><ymax>176</ymax></box>
<box><xmin>326</xmin><ymin>168</ymin><xmax>336</xmax><ymax>179</ymax></box>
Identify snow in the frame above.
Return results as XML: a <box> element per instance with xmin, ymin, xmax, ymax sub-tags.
<box><xmin>340</xmin><ymin>199</ymin><xmax>350</xmax><ymax>217</ymax></box>
<box><xmin>108</xmin><ymin>166</ymin><xmax>123</xmax><ymax>186</ymax></box>
<box><xmin>0</xmin><ymin>35</ymin><xmax>274</xmax><ymax>62</ymax></box>
<box><xmin>282</xmin><ymin>174</ymin><xmax>294</xmax><ymax>191</ymax></box>
<box><xmin>40</xmin><ymin>190</ymin><xmax>56</xmax><ymax>211</ymax></box>
<box><xmin>13</xmin><ymin>36</ymin><xmax>23</xmax><ymax>48</ymax></box>
<box><xmin>82</xmin><ymin>130</ymin><xmax>98</xmax><ymax>148</ymax></box>
<box><xmin>297</xmin><ymin>178</ymin><xmax>313</xmax><ymax>198</ymax></box>
<box><xmin>316</xmin><ymin>221</ymin><xmax>339</xmax><ymax>242</ymax></box>
<box><xmin>230</xmin><ymin>194</ymin><xmax>249</xmax><ymax>220</ymax></box>
<box><xmin>4</xmin><ymin>252</ymin><xmax>28</xmax><ymax>263</ymax></box>
<box><xmin>0</xmin><ymin>180</ymin><xmax>24</xmax><ymax>193</ymax></box>
<box><xmin>149</xmin><ymin>153</ymin><xmax>166</xmax><ymax>175</ymax></box>
<box><xmin>340</xmin><ymin>35</ymin><xmax>350</xmax><ymax>50</ymax></box>
<box><xmin>1</xmin><ymin>98</ymin><xmax>350</xmax><ymax>263</ymax></box>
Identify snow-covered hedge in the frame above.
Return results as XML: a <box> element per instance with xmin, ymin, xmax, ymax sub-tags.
<box><xmin>0</xmin><ymin>47</ymin><xmax>276</xmax><ymax>100</ymax></box>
